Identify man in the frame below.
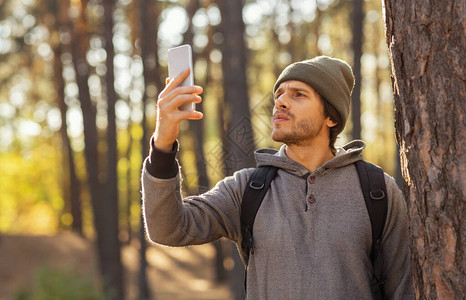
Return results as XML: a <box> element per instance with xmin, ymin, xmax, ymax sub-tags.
<box><xmin>142</xmin><ymin>56</ymin><xmax>413</xmax><ymax>299</ymax></box>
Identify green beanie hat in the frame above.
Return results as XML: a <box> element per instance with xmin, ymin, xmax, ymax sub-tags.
<box><xmin>273</xmin><ymin>56</ymin><xmax>355</xmax><ymax>133</ymax></box>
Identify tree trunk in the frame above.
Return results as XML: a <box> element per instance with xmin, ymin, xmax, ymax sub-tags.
<box><xmin>138</xmin><ymin>0</ymin><xmax>162</xmax><ymax>298</ymax></box>
<box><xmin>125</xmin><ymin>120</ymin><xmax>133</xmax><ymax>245</ymax></box>
<box><xmin>70</xmin><ymin>0</ymin><xmax>124</xmax><ymax>298</ymax></box>
<box><xmin>102</xmin><ymin>0</ymin><xmax>124</xmax><ymax>298</ymax></box>
<box><xmin>182</xmin><ymin>0</ymin><xmax>208</xmax><ymax>194</ymax></box>
<box><xmin>55</xmin><ymin>41</ymin><xmax>83</xmax><ymax>235</ymax></box>
<box><xmin>218</xmin><ymin>0</ymin><xmax>256</xmax><ymax>172</ymax></box>
<box><xmin>313</xmin><ymin>0</ymin><xmax>322</xmax><ymax>56</ymax></box>
<box><xmin>286</xmin><ymin>0</ymin><xmax>297</xmax><ymax>61</ymax></box>
<box><xmin>53</xmin><ymin>0</ymin><xmax>83</xmax><ymax>235</ymax></box>
<box><xmin>351</xmin><ymin>0</ymin><xmax>363</xmax><ymax>140</ymax></box>
<box><xmin>205</xmin><ymin>22</ymin><xmax>228</xmax><ymax>283</ymax></box>
<box><xmin>382</xmin><ymin>0</ymin><xmax>465</xmax><ymax>298</ymax></box>
<box><xmin>184</xmin><ymin>0</ymin><xmax>228</xmax><ymax>283</ymax></box>
<box><xmin>219</xmin><ymin>0</ymin><xmax>254</xmax><ymax>298</ymax></box>
<box><xmin>69</xmin><ymin>0</ymin><xmax>102</xmax><ymax>246</ymax></box>
<box><xmin>183</xmin><ymin>0</ymin><xmax>211</xmax><ymax>196</ymax></box>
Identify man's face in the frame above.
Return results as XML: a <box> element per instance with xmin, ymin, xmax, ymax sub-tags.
<box><xmin>272</xmin><ymin>80</ymin><xmax>334</xmax><ymax>146</ymax></box>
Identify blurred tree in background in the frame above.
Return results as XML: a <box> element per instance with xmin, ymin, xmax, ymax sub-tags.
<box><xmin>0</xmin><ymin>0</ymin><xmax>404</xmax><ymax>298</ymax></box>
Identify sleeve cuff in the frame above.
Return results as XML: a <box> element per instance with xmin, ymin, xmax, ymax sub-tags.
<box><xmin>146</xmin><ymin>136</ymin><xmax>179</xmax><ymax>179</ymax></box>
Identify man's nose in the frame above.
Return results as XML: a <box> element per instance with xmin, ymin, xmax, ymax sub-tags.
<box><xmin>274</xmin><ymin>94</ymin><xmax>289</xmax><ymax>110</ymax></box>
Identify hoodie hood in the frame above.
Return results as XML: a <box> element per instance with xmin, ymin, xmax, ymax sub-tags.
<box><xmin>254</xmin><ymin>140</ymin><xmax>365</xmax><ymax>177</ymax></box>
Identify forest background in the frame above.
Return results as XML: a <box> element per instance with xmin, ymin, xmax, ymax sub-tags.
<box><xmin>1</xmin><ymin>0</ymin><xmax>408</xmax><ymax>299</ymax></box>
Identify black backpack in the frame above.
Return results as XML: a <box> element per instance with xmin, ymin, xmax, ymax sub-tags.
<box><xmin>240</xmin><ymin>160</ymin><xmax>388</xmax><ymax>300</ymax></box>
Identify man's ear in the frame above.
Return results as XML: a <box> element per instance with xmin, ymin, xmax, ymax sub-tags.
<box><xmin>326</xmin><ymin>117</ymin><xmax>337</xmax><ymax>128</ymax></box>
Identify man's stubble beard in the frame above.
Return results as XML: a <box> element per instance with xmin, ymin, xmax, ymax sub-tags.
<box><xmin>272</xmin><ymin>117</ymin><xmax>325</xmax><ymax>147</ymax></box>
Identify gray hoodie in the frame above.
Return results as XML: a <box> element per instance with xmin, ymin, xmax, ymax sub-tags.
<box><xmin>142</xmin><ymin>140</ymin><xmax>413</xmax><ymax>299</ymax></box>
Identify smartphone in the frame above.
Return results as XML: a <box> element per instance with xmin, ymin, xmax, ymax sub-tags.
<box><xmin>167</xmin><ymin>44</ymin><xmax>195</xmax><ymax>111</ymax></box>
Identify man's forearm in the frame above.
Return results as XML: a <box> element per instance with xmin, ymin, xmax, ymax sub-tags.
<box><xmin>141</xmin><ymin>138</ymin><xmax>245</xmax><ymax>247</ymax></box>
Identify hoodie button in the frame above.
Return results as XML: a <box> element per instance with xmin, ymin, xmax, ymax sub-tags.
<box><xmin>308</xmin><ymin>176</ymin><xmax>315</xmax><ymax>184</ymax></box>
<box><xmin>307</xmin><ymin>195</ymin><xmax>316</xmax><ymax>203</ymax></box>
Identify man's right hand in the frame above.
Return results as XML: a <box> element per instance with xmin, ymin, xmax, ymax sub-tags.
<box><xmin>153</xmin><ymin>69</ymin><xmax>203</xmax><ymax>152</ymax></box>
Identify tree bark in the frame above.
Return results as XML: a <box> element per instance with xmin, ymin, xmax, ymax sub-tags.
<box><xmin>382</xmin><ymin>0</ymin><xmax>465</xmax><ymax>298</ymax></box>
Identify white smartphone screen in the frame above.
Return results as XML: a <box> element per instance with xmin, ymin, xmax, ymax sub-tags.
<box><xmin>167</xmin><ymin>44</ymin><xmax>195</xmax><ymax>111</ymax></box>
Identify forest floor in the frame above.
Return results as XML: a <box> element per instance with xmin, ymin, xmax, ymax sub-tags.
<box><xmin>0</xmin><ymin>232</ymin><xmax>231</xmax><ymax>300</ymax></box>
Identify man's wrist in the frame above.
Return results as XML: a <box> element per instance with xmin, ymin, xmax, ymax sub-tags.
<box><xmin>153</xmin><ymin>138</ymin><xmax>175</xmax><ymax>153</ymax></box>
<box><xmin>146</xmin><ymin>137</ymin><xmax>179</xmax><ymax>178</ymax></box>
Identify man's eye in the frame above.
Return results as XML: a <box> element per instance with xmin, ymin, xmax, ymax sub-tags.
<box><xmin>296</xmin><ymin>92</ymin><xmax>304</xmax><ymax>97</ymax></box>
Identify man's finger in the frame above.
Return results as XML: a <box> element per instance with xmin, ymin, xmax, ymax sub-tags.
<box><xmin>159</xmin><ymin>69</ymin><xmax>190</xmax><ymax>98</ymax></box>
<box><xmin>165</xmin><ymin>94</ymin><xmax>202</xmax><ymax>111</ymax></box>
<box><xmin>173</xmin><ymin>109</ymin><xmax>204</xmax><ymax>121</ymax></box>
<box><xmin>188</xmin><ymin>111</ymin><xmax>203</xmax><ymax>120</ymax></box>
<box><xmin>158</xmin><ymin>86</ymin><xmax>203</xmax><ymax>108</ymax></box>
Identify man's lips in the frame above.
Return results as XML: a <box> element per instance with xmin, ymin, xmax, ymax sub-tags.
<box><xmin>273</xmin><ymin>113</ymin><xmax>290</xmax><ymax>124</ymax></box>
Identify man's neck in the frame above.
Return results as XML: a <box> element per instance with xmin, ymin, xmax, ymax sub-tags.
<box><xmin>285</xmin><ymin>141</ymin><xmax>335</xmax><ymax>173</ymax></box>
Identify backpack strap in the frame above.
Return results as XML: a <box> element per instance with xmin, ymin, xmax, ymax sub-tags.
<box><xmin>240</xmin><ymin>166</ymin><xmax>278</xmax><ymax>264</ymax></box>
<box><xmin>355</xmin><ymin>160</ymin><xmax>388</xmax><ymax>300</ymax></box>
